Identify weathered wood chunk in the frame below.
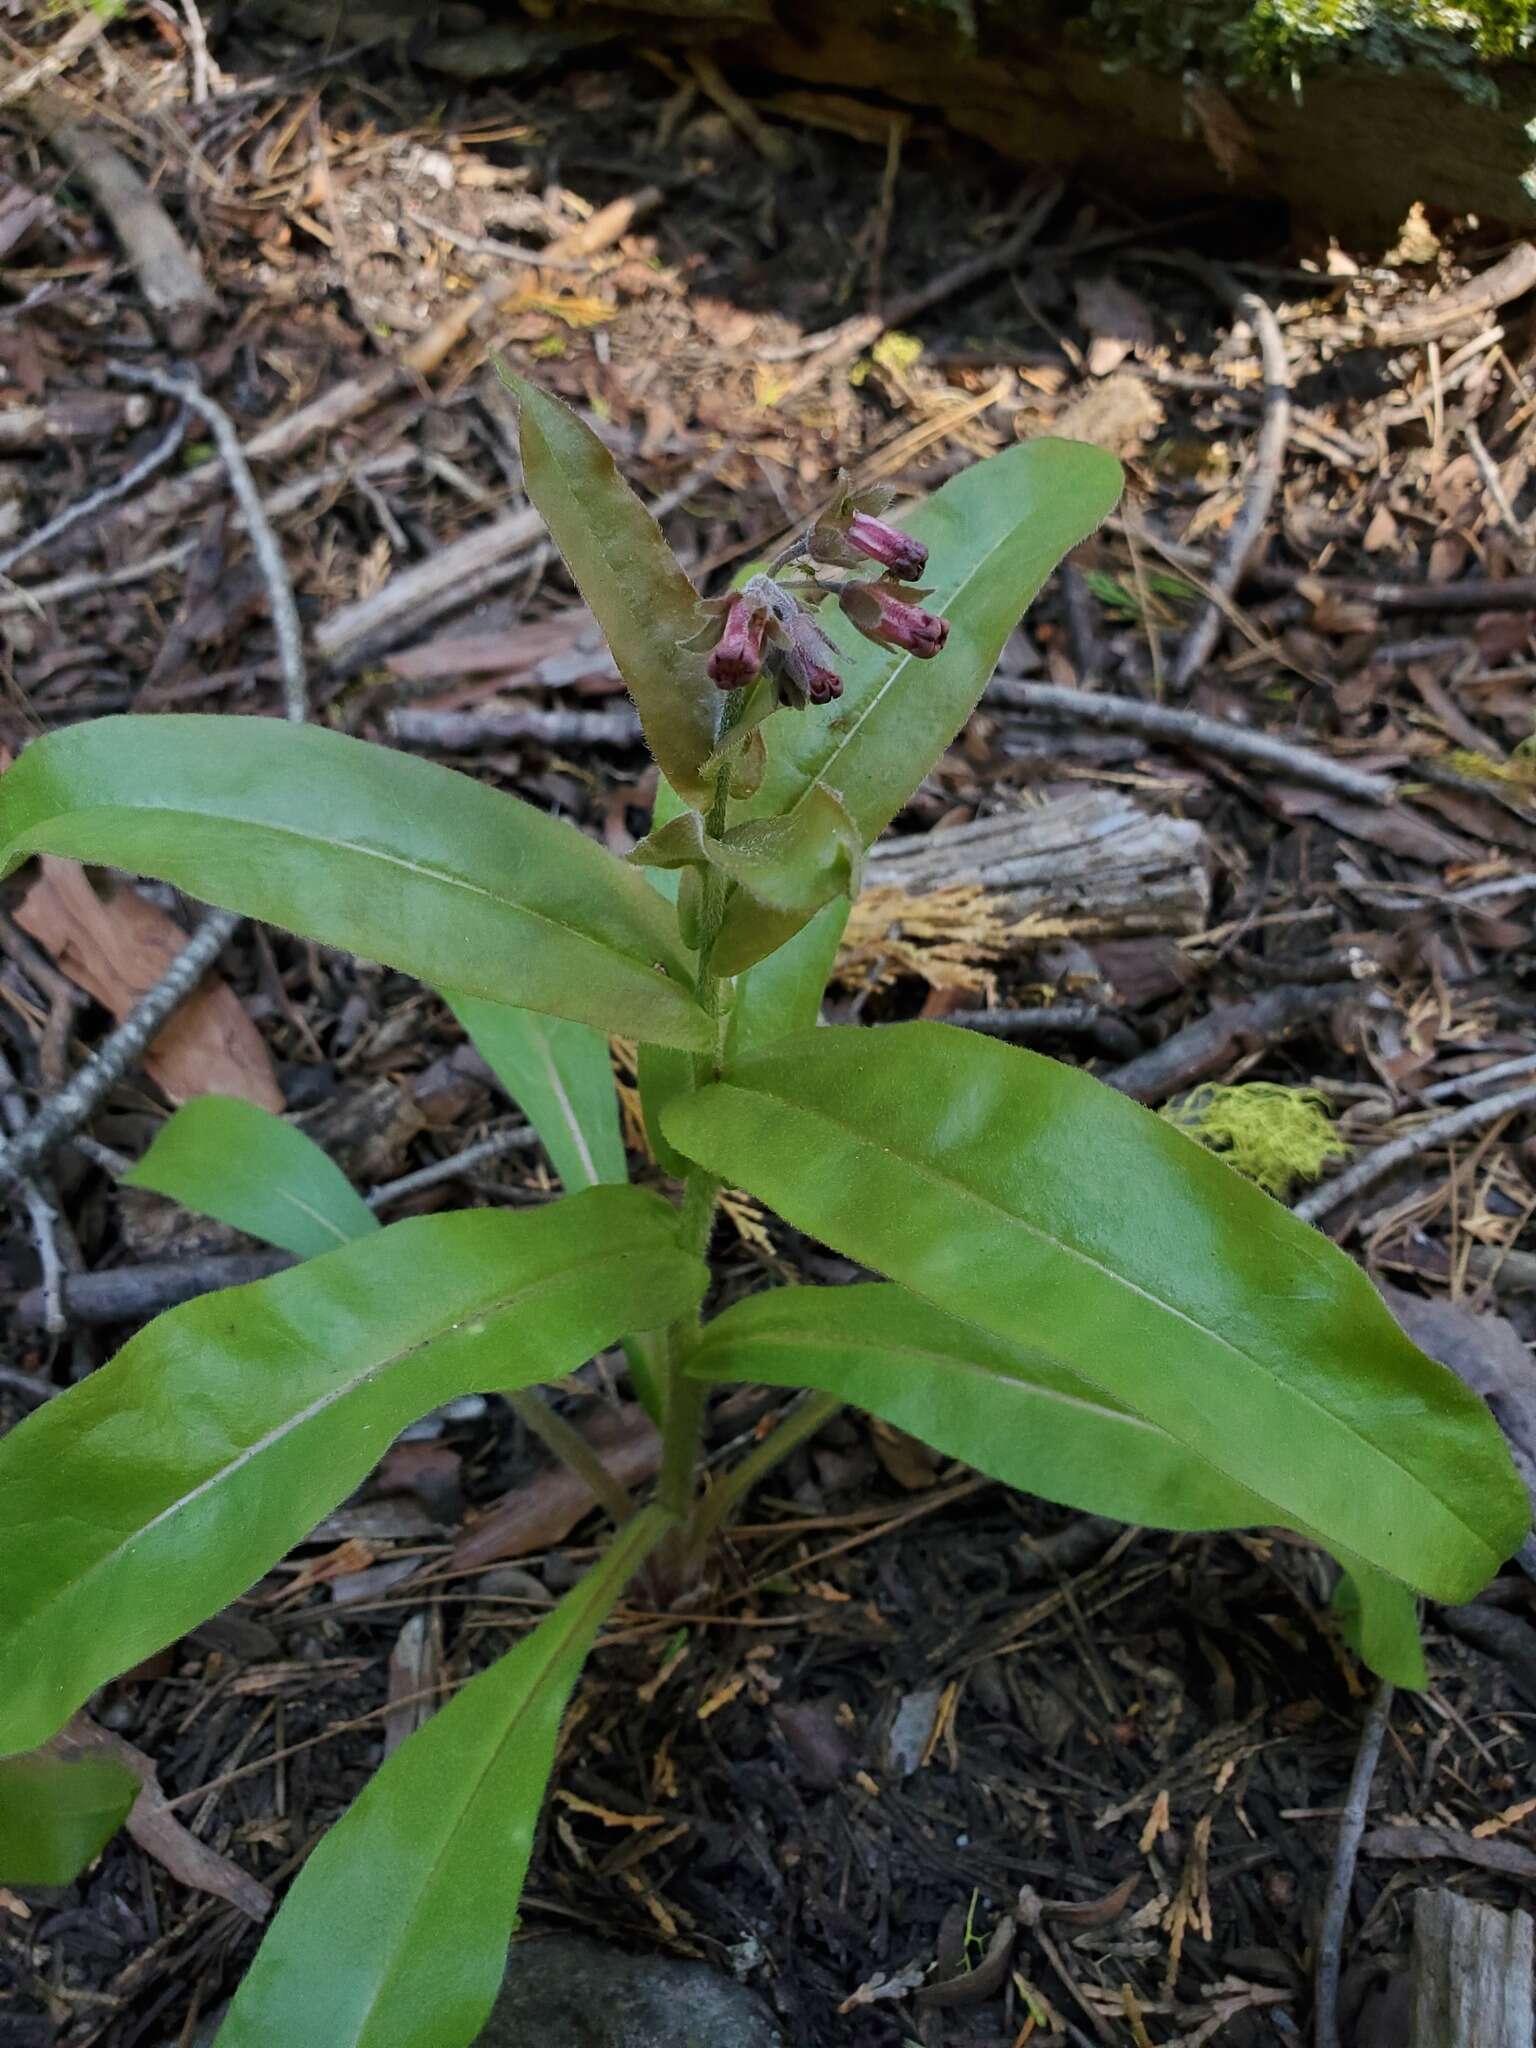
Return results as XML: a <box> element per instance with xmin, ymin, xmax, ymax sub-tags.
<box><xmin>1408</xmin><ymin>1888</ymin><xmax>1534</xmax><ymax>2048</ymax></box>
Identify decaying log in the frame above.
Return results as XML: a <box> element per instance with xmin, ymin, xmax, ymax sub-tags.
<box><xmin>1409</xmin><ymin>1889</ymin><xmax>1534</xmax><ymax>2048</ymax></box>
<box><xmin>866</xmin><ymin>788</ymin><xmax>1209</xmax><ymax>939</ymax></box>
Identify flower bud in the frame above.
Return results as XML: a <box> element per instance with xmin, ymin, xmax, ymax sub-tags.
<box><xmin>846</xmin><ymin>511</ymin><xmax>928</xmax><ymax>580</ymax></box>
<box><xmin>707</xmin><ymin>593</ymin><xmax>769</xmax><ymax>690</ymax></box>
<box><xmin>839</xmin><ymin>582</ymin><xmax>949</xmax><ymax>659</ymax></box>
<box><xmin>782</xmin><ymin>611</ymin><xmax>843</xmax><ymax>705</ymax></box>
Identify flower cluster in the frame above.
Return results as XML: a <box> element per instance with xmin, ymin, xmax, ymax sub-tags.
<box><xmin>689</xmin><ymin>477</ymin><xmax>949</xmax><ymax>711</ymax></box>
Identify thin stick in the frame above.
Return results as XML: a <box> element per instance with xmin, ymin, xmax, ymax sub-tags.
<box><xmin>364</xmin><ymin>1124</ymin><xmax>538</xmax><ymax>1208</ymax></box>
<box><xmin>1165</xmin><ymin>260</ymin><xmax>1291</xmax><ymax>691</ymax></box>
<box><xmin>1294</xmin><ymin>1078</ymin><xmax>1536</xmax><ymax>1225</ymax></box>
<box><xmin>990</xmin><ymin>680</ymin><xmax>1393</xmax><ymax>804</ymax></box>
<box><xmin>0</xmin><ymin>403</ymin><xmax>188</xmax><ymax>577</ymax></box>
<box><xmin>106</xmin><ymin>363</ymin><xmax>307</xmax><ymax>721</ymax></box>
<box><xmin>0</xmin><ymin>1046</ymin><xmax>67</xmax><ymax>1333</ymax></box>
<box><xmin>0</xmin><ymin>907</ymin><xmax>240</xmax><ymax>1198</ymax></box>
<box><xmin>1315</xmin><ymin>1679</ymin><xmax>1394</xmax><ymax>2048</ymax></box>
<box><xmin>0</xmin><ymin>1363</ymin><xmax>57</xmax><ymax>1403</ymax></box>
<box><xmin>1422</xmin><ymin>1050</ymin><xmax>1536</xmax><ymax>1104</ymax></box>
<box><xmin>506</xmin><ymin>1390</ymin><xmax>637</xmax><ymax>1526</ymax></box>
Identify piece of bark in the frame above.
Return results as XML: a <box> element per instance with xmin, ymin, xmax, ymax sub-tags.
<box><xmin>1408</xmin><ymin>1889</ymin><xmax>1533</xmax><ymax>2048</ymax></box>
<box><xmin>1361</xmin><ymin>1823</ymin><xmax>1536</xmax><ymax>1882</ymax></box>
<box><xmin>315</xmin><ymin>506</ymin><xmax>544</xmax><ymax>670</ymax></box>
<box><xmin>1438</xmin><ymin>1604</ymin><xmax>1536</xmax><ymax>1711</ymax></box>
<box><xmin>866</xmin><ymin>789</ymin><xmax>1210</xmax><ymax>940</ymax></box>
<box><xmin>0</xmin><ymin>393</ymin><xmax>153</xmax><ymax>450</ymax></box>
<box><xmin>450</xmin><ymin>1404</ymin><xmax>661</xmax><ymax>1573</ymax></box>
<box><xmin>46</xmin><ymin>122</ymin><xmax>215</xmax><ymax>350</ymax></box>
<box><xmin>1107</xmin><ymin>981</ymin><xmax>1367</xmax><ymax>1104</ymax></box>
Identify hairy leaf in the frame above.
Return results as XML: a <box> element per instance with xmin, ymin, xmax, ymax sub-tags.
<box><xmin>514</xmin><ymin>378</ymin><xmax>721</xmax><ymax>806</ymax></box>
<box><xmin>664</xmin><ymin>1023</ymin><xmax>1525</xmax><ymax>1601</ymax></box>
<box><xmin>123</xmin><ymin>1096</ymin><xmax>378</xmax><ymax>1259</ymax></box>
<box><xmin>727</xmin><ymin>895</ymin><xmax>850</xmax><ymax>1059</ymax></box>
<box><xmin>217</xmin><ymin>1509</ymin><xmax>664</xmax><ymax>2048</ymax></box>
<box><xmin>447</xmin><ymin>996</ymin><xmax>626</xmax><ymax>1191</ymax></box>
<box><xmin>740</xmin><ymin>440</ymin><xmax>1122</xmax><ymax>843</ymax></box>
<box><xmin>0</xmin><ymin>1753</ymin><xmax>138</xmax><ymax>1886</ymax></box>
<box><xmin>0</xmin><ymin>1189</ymin><xmax>704</xmax><ymax>1755</ymax></box>
<box><xmin>0</xmin><ymin>718</ymin><xmax>707</xmax><ymax>1051</ymax></box>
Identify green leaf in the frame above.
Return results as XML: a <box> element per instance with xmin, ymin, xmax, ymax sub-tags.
<box><xmin>0</xmin><ymin>1189</ymin><xmax>704</xmax><ymax>1757</ymax></box>
<box><xmin>0</xmin><ymin>1753</ymin><xmax>138</xmax><ymax>1885</ymax></box>
<box><xmin>688</xmin><ymin>1283</ymin><xmax>1283</xmax><ymax>1532</ymax></box>
<box><xmin>447</xmin><ymin>996</ymin><xmax>626</xmax><ymax>1191</ymax></box>
<box><xmin>663</xmin><ymin>1023</ymin><xmax>1526</xmax><ymax>1602</ymax></box>
<box><xmin>122</xmin><ymin>1096</ymin><xmax>379</xmax><ymax>1259</ymax></box>
<box><xmin>1334</xmin><ymin>1562</ymin><xmax>1427</xmax><ymax>1689</ymax></box>
<box><xmin>513</xmin><ymin>378</ymin><xmax>721</xmax><ymax>807</ymax></box>
<box><xmin>0</xmin><ymin>717</ymin><xmax>708</xmax><ymax>1053</ymax></box>
<box><xmin>631</xmin><ymin>783</ymin><xmax>859</xmax><ymax>975</ymax></box>
<box><xmin>727</xmin><ymin>895</ymin><xmax>850</xmax><ymax>1059</ymax></box>
<box><xmin>739</xmin><ymin>440</ymin><xmax>1122</xmax><ymax>844</ymax></box>
<box><xmin>636</xmin><ymin>1042</ymin><xmax>694</xmax><ymax>1180</ymax></box>
<box><xmin>218</xmin><ymin>1507</ymin><xmax>663</xmax><ymax>2048</ymax></box>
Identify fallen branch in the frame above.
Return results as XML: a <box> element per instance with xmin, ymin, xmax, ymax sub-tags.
<box><xmin>106</xmin><ymin>362</ymin><xmax>307</xmax><ymax>722</ymax></box>
<box><xmin>1371</xmin><ymin>242</ymin><xmax>1536</xmax><ymax>346</ymax></box>
<box><xmin>391</xmin><ymin>703</ymin><xmax>642</xmax><ymax>751</ymax></box>
<box><xmin>46</xmin><ymin>122</ymin><xmax>215</xmax><ymax>350</ymax></box>
<box><xmin>1107</xmin><ymin>983</ymin><xmax>1368</xmax><ymax>1105</ymax></box>
<box><xmin>0</xmin><ymin>400</ymin><xmax>189</xmax><ymax>578</ymax></box>
<box><xmin>1166</xmin><ymin>261</ymin><xmax>1292</xmax><ymax>691</ymax></box>
<box><xmin>1294</xmin><ymin>1078</ymin><xmax>1536</xmax><ymax>1225</ymax></box>
<box><xmin>1314</xmin><ymin>1678</ymin><xmax>1394</xmax><ymax>2048</ymax></box>
<box><xmin>947</xmin><ymin>1005</ymin><xmax>1140</xmax><ymax>1061</ymax></box>
<box><xmin>1252</xmin><ymin>565</ymin><xmax>1536</xmax><ymax>611</ymax></box>
<box><xmin>14</xmin><ymin>1248</ymin><xmax>290</xmax><ymax>1328</ymax></box>
<box><xmin>991</xmin><ymin>680</ymin><xmax>1394</xmax><ymax>804</ymax></box>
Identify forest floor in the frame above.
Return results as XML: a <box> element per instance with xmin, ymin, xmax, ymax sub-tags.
<box><xmin>3</xmin><ymin>11</ymin><xmax>1536</xmax><ymax>2048</ymax></box>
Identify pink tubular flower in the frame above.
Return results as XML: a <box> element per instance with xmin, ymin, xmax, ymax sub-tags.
<box><xmin>846</xmin><ymin>511</ymin><xmax>928</xmax><ymax>580</ymax></box>
<box><xmin>783</xmin><ymin>611</ymin><xmax>843</xmax><ymax>704</ymax></box>
<box><xmin>707</xmin><ymin>593</ymin><xmax>770</xmax><ymax>690</ymax></box>
<box><xmin>840</xmin><ymin>582</ymin><xmax>950</xmax><ymax>659</ymax></box>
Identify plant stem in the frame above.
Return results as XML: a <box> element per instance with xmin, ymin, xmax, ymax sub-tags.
<box><xmin>686</xmin><ymin>1391</ymin><xmax>843</xmax><ymax>1559</ymax></box>
<box><xmin>506</xmin><ymin>1388</ymin><xmax>637</xmax><ymax>1526</ymax></box>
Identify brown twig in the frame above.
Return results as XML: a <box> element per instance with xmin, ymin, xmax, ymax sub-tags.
<box><xmin>1107</xmin><ymin>983</ymin><xmax>1368</xmax><ymax>1105</ymax></box>
<box><xmin>1315</xmin><ymin>1679</ymin><xmax>1394</xmax><ymax>2048</ymax></box>
<box><xmin>990</xmin><ymin>680</ymin><xmax>1394</xmax><ymax>804</ymax></box>
<box><xmin>14</xmin><ymin>1248</ymin><xmax>290</xmax><ymax>1328</ymax></box>
<box><xmin>1163</xmin><ymin>260</ymin><xmax>1291</xmax><ymax>690</ymax></box>
<box><xmin>947</xmin><ymin>1005</ymin><xmax>1140</xmax><ymax>1061</ymax></box>
<box><xmin>105</xmin><ymin>363</ymin><xmax>307</xmax><ymax>722</ymax></box>
<box><xmin>364</xmin><ymin>1124</ymin><xmax>540</xmax><ymax>1209</ymax></box>
<box><xmin>1294</xmin><ymin>1078</ymin><xmax>1536</xmax><ymax>1226</ymax></box>
<box><xmin>1370</xmin><ymin>243</ymin><xmax>1536</xmax><ymax>346</ymax></box>
<box><xmin>390</xmin><ymin>704</ymin><xmax>642</xmax><ymax>751</ymax></box>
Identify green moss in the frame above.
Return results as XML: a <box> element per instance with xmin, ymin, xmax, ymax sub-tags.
<box><xmin>1038</xmin><ymin>0</ymin><xmax>1536</xmax><ymax>96</ymax></box>
<box><xmin>1162</xmin><ymin>1082</ymin><xmax>1347</xmax><ymax>1199</ymax></box>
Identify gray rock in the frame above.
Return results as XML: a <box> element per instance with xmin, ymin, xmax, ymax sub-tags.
<box><xmin>477</xmin><ymin>1934</ymin><xmax>784</xmax><ymax>2048</ymax></box>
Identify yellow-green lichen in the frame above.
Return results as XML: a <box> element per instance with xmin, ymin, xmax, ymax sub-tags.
<box><xmin>1163</xmin><ymin>1082</ymin><xmax>1347</xmax><ymax>1198</ymax></box>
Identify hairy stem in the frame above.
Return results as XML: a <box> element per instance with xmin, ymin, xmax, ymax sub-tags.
<box><xmin>506</xmin><ymin>1388</ymin><xmax>637</xmax><ymax>1526</ymax></box>
<box><xmin>686</xmin><ymin>1391</ymin><xmax>843</xmax><ymax>1560</ymax></box>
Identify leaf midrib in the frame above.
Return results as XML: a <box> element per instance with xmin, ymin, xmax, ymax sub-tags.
<box><xmin>26</xmin><ymin>800</ymin><xmax>692</xmax><ymax>1012</ymax></box>
<box><xmin>704</xmin><ymin>1079</ymin><xmax>1496</xmax><ymax>1568</ymax></box>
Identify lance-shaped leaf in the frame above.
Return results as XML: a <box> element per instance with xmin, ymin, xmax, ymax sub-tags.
<box><xmin>447</xmin><ymin>996</ymin><xmax>626</xmax><ymax>1192</ymax></box>
<box><xmin>664</xmin><ymin>1023</ymin><xmax>1526</xmax><ymax>1602</ymax></box>
<box><xmin>0</xmin><ymin>1188</ymin><xmax>704</xmax><ymax>1757</ymax></box>
<box><xmin>514</xmin><ymin>377</ymin><xmax>721</xmax><ymax>806</ymax></box>
<box><xmin>632</xmin><ymin>781</ymin><xmax>859</xmax><ymax>975</ymax></box>
<box><xmin>122</xmin><ymin>1096</ymin><xmax>378</xmax><ymax>1259</ymax></box>
<box><xmin>739</xmin><ymin>440</ymin><xmax>1122</xmax><ymax>844</ymax></box>
<box><xmin>217</xmin><ymin>1507</ymin><xmax>664</xmax><ymax>2048</ymax></box>
<box><xmin>690</xmin><ymin>1283</ymin><xmax>1429</xmax><ymax>1685</ymax></box>
<box><xmin>0</xmin><ymin>717</ymin><xmax>708</xmax><ymax>1052</ymax></box>
<box><xmin>0</xmin><ymin>1753</ymin><xmax>138</xmax><ymax>1885</ymax></box>
<box><xmin>727</xmin><ymin>895</ymin><xmax>850</xmax><ymax>1059</ymax></box>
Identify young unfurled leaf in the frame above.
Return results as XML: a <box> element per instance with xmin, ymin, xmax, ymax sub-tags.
<box><xmin>664</xmin><ymin>1022</ymin><xmax>1526</xmax><ymax>1603</ymax></box>
<box><xmin>631</xmin><ymin>781</ymin><xmax>860</xmax><ymax>974</ymax></box>
<box><xmin>446</xmin><ymin>996</ymin><xmax>626</xmax><ymax>1192</ymax></box>
<box><xmin>513</xmin><ymin>376</ymin><xmax>722</xmax><ymax>807</ymax></box>
<box><xmin>0</xmin><ymin>1752</ymin><xmax>138</xmax><ymax>1886</ymax></box>
<box><xmin>0</xmin><ymin>717</ymin><xmax>709</xmax><ymax>1052</ymax></box>
<box><xmin>738</xmin><ymin>440</ymin><xmax>1122</xmax><ymax>846</ymax></box>
<box><xmin>0</xmin><ymin>1189</ymin><xmax>705</xmax><ymax>1756</ymax></box>
<box><xmin>217</xmin><ymin>1509</ymin><xmax>665</xmax><ymax>2048</ymax></box>
<box><xmin>123</xmin><ymin>1096</ymin><xmax>378</xmax><ymax>1259</ymax></box>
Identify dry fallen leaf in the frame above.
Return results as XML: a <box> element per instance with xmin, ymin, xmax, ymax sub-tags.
<box><xmin>16</xmin><ymin>857</ymin><xmax>281</xmax><ymax>1109</ymax></box>
<box><xmin>50</xmin><ymin>1716</ymin><xmax>271</xmax><ymax>1921</ymax></box>
<box><xmin>1074</xmin><ymin>275</ymin><xmax>1156</xmax><ymax>378</ymax></box>
<box><xmin>450</xmin><ymin>1404</ymin><xmax>661</xmax><ymax>1572</ymax></box>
